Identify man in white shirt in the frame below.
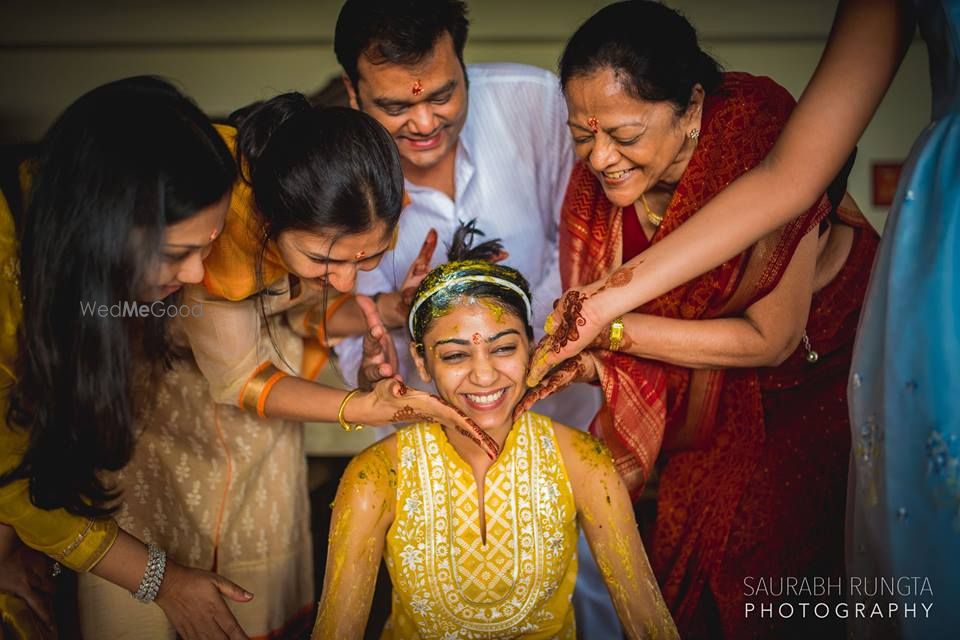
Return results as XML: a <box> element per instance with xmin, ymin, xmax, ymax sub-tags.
<box><xmin>331</xmin><ymin>2</ymin><xmax>618</xmax><ymax>635</ymax></box>
<box><xmin>333</xmin><ymin>0</ymin><xmax>602</xmax><ymax>431</ymax></box>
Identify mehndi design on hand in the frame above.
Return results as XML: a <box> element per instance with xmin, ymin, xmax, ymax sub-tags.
<box><xmin>515</xmin><ymin>355</ymin><xmax>591</xmax><ymax>420</ymax></box>
<box><xmin>551</xmin><ymin>290</ymin><xmax>588</xmax><ymax>353</ymax></box>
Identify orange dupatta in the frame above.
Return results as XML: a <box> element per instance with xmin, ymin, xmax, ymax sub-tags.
<box><xmin>203</xmin><ymin>124</ymin><xmax>288</xmax><ymax>302</ymax></box>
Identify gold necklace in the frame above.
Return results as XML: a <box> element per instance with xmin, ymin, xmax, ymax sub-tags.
<box><xmin>640</xmin><ymin>194</ymin><xmax>663</xmax><ymax>227</ymax></box>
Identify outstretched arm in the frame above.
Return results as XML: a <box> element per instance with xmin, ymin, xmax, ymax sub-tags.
<box><xmin>518</xmin><ymin>227</ymin><xmax>817</xmax><ymax>412</ymax></box>
<box><xmin>528</xmin><ymin>0</ymin><xmax>914</xmax><ymax>384</ymax></box>
<box><xmin>556</xmin><ymin>425</ymin><xmax>678</xmax><ymax>639</ymax></box>
<box><xmin>605</xmin><ymin>227</ymin><xmax>818</xmax><ymax>369</ymax></box>
<box><xmin>312</xmin><ymin>443</ymin><xmax>396</xmax><ymax>640</ymax></box>
<box><xmin>179</xmin><ymin>283</ymin><xmax>498</xmax><ymax>457</ymax></box>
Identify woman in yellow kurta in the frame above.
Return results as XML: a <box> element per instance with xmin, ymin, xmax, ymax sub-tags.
<box><xmin>312</xmin><ymin>239</ymin><xmax>678</xmax><ymax>639</ymax></box>
<box><xmin>1</xmin><ymin>77</ymin><xmax>253</xmax><ymax>639</ymax></box>
<box><xmin>73</xmin><ymin>93</ymin><xmax>500</xmax><ymax>639</ymax></box>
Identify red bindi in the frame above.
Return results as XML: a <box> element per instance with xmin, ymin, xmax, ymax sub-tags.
<box><xmin>472</xmin><ymin>333</ymin><xmax>482</xmax><ymax>345</ymax></box>
<box><xmin>587</xmin><ymin>116</ymin><xmax>599</xmax><ymax>133</ymax></box>
<box><xmin>412</xmin><ymin>79</ymin><xmax>423</xmax><ymax>96</ymax></box>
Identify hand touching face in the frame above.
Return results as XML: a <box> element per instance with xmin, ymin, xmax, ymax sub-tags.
<box><xmin>411</xmin><ymin>300</ymin><xmax>530</xmax><ymax>434</ymax></box>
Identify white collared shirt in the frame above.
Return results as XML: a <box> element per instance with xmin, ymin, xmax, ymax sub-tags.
<box><xmin>336</xmin><ymin>63</ymin><xmax>602</xmax><ymax>429</ymax></box>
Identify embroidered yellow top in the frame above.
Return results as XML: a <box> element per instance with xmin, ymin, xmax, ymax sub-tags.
<box><xmin>385</xmin><ymin>412</ymin><xmax>577</xmax><ymax>639</ymax></box>
<box><xmin>313</xmin><ymin>410</ymin><xmax>679</xmax><ymax>640</ymax></box>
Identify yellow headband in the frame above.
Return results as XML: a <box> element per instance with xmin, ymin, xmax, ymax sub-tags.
<box><xmin>408</xmin><ymin>273</ymin><xmax>533</xmax><ymax>337</ymax></box>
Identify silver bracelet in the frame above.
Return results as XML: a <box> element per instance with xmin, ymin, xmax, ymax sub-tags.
<box><xmin>131</xmin><ymin>543</ymin><xmax>167</xmax><ymax>604</ymax></box>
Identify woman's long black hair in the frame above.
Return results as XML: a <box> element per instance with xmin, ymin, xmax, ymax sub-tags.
<box><xmin>3</xmin><ymin>76</ymin><xmax>236</xmax><ymax>517</ymax></box>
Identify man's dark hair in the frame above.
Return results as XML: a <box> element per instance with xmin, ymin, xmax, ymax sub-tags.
<box><xmin>335</xmin><ymin>0</ymin><xmax>470</xmax><ymax>88</ymax></box>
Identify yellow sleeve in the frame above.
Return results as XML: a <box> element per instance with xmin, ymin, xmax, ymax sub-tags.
<box><xmin>0</xmin><ymin>189</ymin><xmax>20</xmax><ymax>385</ymax></box>
<box><xmin>0</xmin><ymin>436</ymin><xmax>118</xmax><ymax>572</ymax></box>
<box><xmin>559</xmin><ymin>426</ymin><xmax>679</xmax><ymax>640</ymax></box>
<box><xmin>0</xmin><ymin>190</ymin><xmax>119</xmax><ymax>572</ymax></box>
<box><xmin>312</xmin><ymin>443</ymin><xmax>395</xmax><ymax>640</ymax></box>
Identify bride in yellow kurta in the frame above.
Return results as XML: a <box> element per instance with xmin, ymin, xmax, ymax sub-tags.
<box><xmin>312</xmin><ymin>252</ymin><xmax>678</xmax><ymax>639</ymax></box>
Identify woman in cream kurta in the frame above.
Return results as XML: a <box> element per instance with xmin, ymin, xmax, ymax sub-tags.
<box><xmin>75</xmin><ymin>124</ymin><xmax>322</xmax><ymax>640</ymax></box>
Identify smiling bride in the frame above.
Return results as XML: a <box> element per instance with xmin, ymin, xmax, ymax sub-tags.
<box><xmin>310</xmin><ymin>225</ymin><xmax>678</xmax><ymax>640</ymax></box>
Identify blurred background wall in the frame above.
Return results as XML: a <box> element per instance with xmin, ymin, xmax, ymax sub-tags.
<box><xmin>0</xmin><ymin>0</ymin><xmax>931</xmax><ymax>459</ymax></box>
<box><xmin>0</xmin><ymin>0</ymin><xmax>929</xmax><ymax>229</ymax></box>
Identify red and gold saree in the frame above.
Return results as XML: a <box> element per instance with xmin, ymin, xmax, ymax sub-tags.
<box><xmin>561</xmin><ymin>72</ymin><xmax>878</xmax><ymax>638</ymax></box>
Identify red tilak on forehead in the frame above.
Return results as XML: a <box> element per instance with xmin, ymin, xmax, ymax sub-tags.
<box><xmin>587</xmin><ymin>116</ymin><xmax>599</xmax><ymax>133</ymax></box>
<box><xmin>354</xmin><ymin>250</ymin><xmax>366</xmax><ymax>260</ymax></box>
<box><xmin>412</xmin><ymin>79</ymin><xmax>424</xmax><ymax>96</ymax></box>
<box><xmin>472</xmin><ymin>332</ymin><xmax>482</xmax><ymax>345</ymax></box>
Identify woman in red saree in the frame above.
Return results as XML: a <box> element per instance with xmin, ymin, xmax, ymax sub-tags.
<box><xmin>520</xmin><ymin>2</ymin><xmax>879</xmax><ymax>638</ymax></box>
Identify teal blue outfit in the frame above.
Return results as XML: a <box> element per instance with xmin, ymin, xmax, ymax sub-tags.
<box><xmin>848</xmin><ymin>1</ymin><xmax>960</xmax><ymax>637</ymax></box>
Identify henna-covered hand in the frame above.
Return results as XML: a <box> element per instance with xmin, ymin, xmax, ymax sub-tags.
<box><xmin>514</xmin><ymin>352</ymin><xmax>599</xmax><ymax>421</ymax></box>
<box><xmin>528</xmin><ymin>266</ymin><xmax>637</xmax><ymax>386</ymax></box>
<box><xmin>442</xmin><ymin>400</ymin><xmax>501</xmax><ymax>460</ymax></box>
<box><xmin>399</xmin><ymin>228</ymin><xmax>438</xmax><ymax>309</ymax></box>
<box><xmin>527</xmin><ymin>288</ymin><xmax>598</xmax><ymax>386</ymax></box>
<box><xmin>389</xmin><ymin>395</ymin><xmax>499</xmax><ymax>461</ymax></box>
<box><xmin>367</xmin><ymin>229</ymin><xmax>439</xmax><ymax>331</ymax></box>
<box><xmin>361</xmin><ymin>379</ymin><xmax>500</xmax><ymax>460</ymax></box>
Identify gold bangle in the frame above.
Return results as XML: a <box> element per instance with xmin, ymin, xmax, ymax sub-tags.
<box><xmin>608</xmin><ymin>317</ymin><xmax>624</xmax><ymax>351</ymax></box>
<box><xmin>337</xmin><ymin>389</ymin><xmax>365</xmax><ymax>432</ymax></box>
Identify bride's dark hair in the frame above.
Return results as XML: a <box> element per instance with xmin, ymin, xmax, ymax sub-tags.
<box><xmin>409</xmin><ymin>220</ymin><xmax>533</xmax><ymax>350</ymax></box>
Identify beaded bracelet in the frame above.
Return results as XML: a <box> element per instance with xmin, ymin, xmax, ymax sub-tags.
<box><xmin>131</xmin><ymin>543</ymin><xmax>167</xmax><ymax>604</ymax></box>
